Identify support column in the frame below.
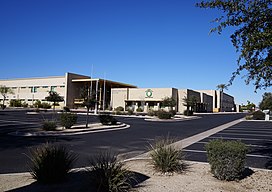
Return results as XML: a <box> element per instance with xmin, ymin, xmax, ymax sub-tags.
<box><xmin>94</xmin><ymin>80</ymin><xmax>99</xmax><ymax>114</ymax></box>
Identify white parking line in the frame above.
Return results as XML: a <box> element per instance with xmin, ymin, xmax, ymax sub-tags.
<box><xmin>196</xmin><ymin>141</ymin><xmax>268</xmax><ymax>148</ymax></box>
<box><xmin>183</xmin><ymin>149</ymin><xmax>272</xmax><ymax>158</ymax></box>
<box><xmin>223</xmin><ymin>130</ymin><xmax>272</xmax><ymax>134</ymax></box>
<box><xmin>209</xmin><ymin>136</ymin><xmax>272</xmax><ymax>142</ymax></box>
<box><xmin>227</xmin><ymin>128</ymin><xmax>272</xmax><ymax>131</ymax></box>
<box><xmin>215</xmin><ymin>132</ymin><xmax>272</xmax><ymax>137</ymax></box>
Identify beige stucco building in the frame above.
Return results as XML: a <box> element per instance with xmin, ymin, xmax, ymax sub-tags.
<box><xmin>0</xmin><ymin>72</ymin><xmax>236</xmax><ymax>113</ymax></box>
<box><xmin>0</xmin><ymin>72</ymin><xmax>136</xmax><ymax>110</ymax></box>
<box><xmin>111</xmin><ymin>87</ymin><xmax>234</xmax><ymax>113</ymax></box>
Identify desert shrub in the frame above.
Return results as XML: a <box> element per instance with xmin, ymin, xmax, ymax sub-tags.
<box><xmin>205</xmin><ymin>139</ymin><xmax>248</xmax><ymax>181</ymax></box>
<box><xmin>157</xmin><ymin>110</ymin><xmax>172</xmax><ymax>119</ymax></box>
<box><xmin>41</xmin><ymin>102</ymin><xmax>51</xmax><ymax>109</ymax></box>
<box><xmin>99</xmin><ymin>114</ymin><xmax>117</xmax><ymax>125</ymax></box>
<box><xmin>115</xmin><ymin>106</ymin><xmax>124</xmax><ymax>111</ymax></box>
<box><xmin>63</xmin><ymin>106</ymin><xmax>70</xmax><ymax>112</ymax></box>
<box><xmin>9</xmin><ymin>99</ymin><xmax>22</xmax><ymax>107</ymax></box>
<box><xmin>252</xmin><ymin>110</ymin><xmax>265</xmax><ymax>120</ymax></box>
<box><xmin>87</xmin><ymin>152</ymin><xmax>133</xmax><ymax>192</ymax></box>
<box><xmin>29</xmin><ymin>143</ymin><xmax>77</xmax><ymax>184</ymax></box>
<box><xmin>245</xmin><ymin>115</ymin><xmax>253</xmax><ymax>120</ymax></box>
<box><xmin>147</xmin><ymin>110</ymin><xmax>155</xmax><ymax>116</ymax></box>
<box><xmin>169</xmin><ymin>110</ymin><xmax>176</xmax><ymax>117</ymax></box>
<box><xmin>127</xmin><ymin>109</ymin><xmax>134</xmax><ymax>115</ymax></box>
<box><xmin>150</xmin><ymin>137</ymin><xmax>184</xmax><ymax>173</ymax></box>
<box><xmin>136</xmin><ymin>107</ymin><xmax>143</xmax><ymax>112</ymax></box>
<box><xmin>22</xmin><ymin>102</ymin><xmax>28</xmax><ymax>108</ymax></box>
<box><xmin>60</xmin><ymin>112</ymin><xmax>77</xmax><ymax>129</ymax></box>
<box><xmin>34</xmin><ymin>100</ymin><xmax>42</xmax><ymax>108</ymax></box>
<box><xmin>183</xmin><ymin>110</ymin><xmax>193</xmax><ymax>116</ymax></box>
<box><xmin>0</xmin><ymin>104</ymin><xmax>6</xmax><ymax>109</ymax></box>
<box><xmin>42</xmin><ymin>120</ymin><xmax>57</xmax><ymax>131</ymax></box>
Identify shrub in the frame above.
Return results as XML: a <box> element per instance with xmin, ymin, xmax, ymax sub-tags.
<box><xmin>183</xmin><ymin>110</ymin><xmax>193</xmax><ymax>116</ymax></box>
<box><xmin>99</xmin><ymin>114</ymin><xmax>117</xmax><ymax>125</ymax></box>
<box><xmin>29</xmin><ymin>143</ymin><xmax>77</xmax><ymax>184</ymax></box>
<box><xmin>0</xmin><ymin>104</ymin><xmax>6</xmax><ymax>109</ymax></box>
<box><xmin>136</xmin><ymin>107</ymin><xmax>143</xmax><ymax>112</ymax></box>
<box><xmin>115</xmin><ymin>106</ymin><xmax>124</xmax><ymax>111</ymax></box>
<box><xmin>87</xmin><ymin>152</ymin><xmax>133</xmax><ymax>192</ymax></box>
<box><xmin>252</xmin><ymin>110</ymin><xmax>265</xmax><ymax>120</ymax></box>
<box><xmin>9</xmin><ymin>99</ymin><xmax>22</xmax><ymax>107</ymax></box>
<box><xmin>42</xmin><ymin>120</ymin><xmax>57</xmax><ymax>131</ymax></box>
<box><xmin>22</xmin><ymin>102</ymin><xmax>28</xmax><ymax>108</ymax></box>
<box><xmin>205</xmin><ymin>139</ymin><xmax>248</xmax><ymax>181</ymax></box>
<box><xmin>169</xmin><ymin>110</ymin><xmax>176</xmax><ymax>117</ymax></box>
<box><xmin>41</xmin><ymin>102</ymin><xmax>51</xmax><ymax>109</ymax></box>
<box><xmin>63</xmin><ymin>106</ymin><xmax>70</xmax><ymax>112</ymax></box>
<box><xmin>60</xmin><ymin>113</ymin><xmax>77</xmax><ymax>129</ymax></box>
<box><xmin>147</xmin><ymin>110</ymin><xmax>155</xmax><ymax>116</ymax></box>
<box><xmin>127</xmin><ymin>109</ymin><xmax>134</xmax><ymax>115</ymax></box>
<box><xmin>150</xmin><ymin>137</ymin><xmax>184</xmax><ymax>173</ymax></box>
<box><xmin>157</xmin><ymin>110</ymin><xmax>172</xmax><ymax>119</ymax></box>
<box><xmin>245</xmin><ymin>115</ymin><xmax>253</xmax><ymax>120</ymax></box>
<box><xmin>34</xmin><ymin>100</ymin><xmax>42</xmax><ymax>108</ymax></box>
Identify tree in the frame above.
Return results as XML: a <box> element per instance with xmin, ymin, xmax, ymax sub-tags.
<box><xmin>45</xmin><ymin>91</ymin><xmax>64</xmax><ymax>112</ymax></box>
<box><xmin>259</xmin><ymin>92</ymin><xmax>272</xmax><ymax>111</ymax></box>
<box><xmin>0</xmin><ymin>85</ymin><xmax>14</xmax><ymax>109</ymax></box>
<box><xmin>246</xmin><ymin>100</ymin><xmax>256</xmax><ymax>112</ymax></box>
<box><xmin>161</xmin><ymin>97</ymin><xmax>176</xmax><ymax>111</ymax></box>
<box><xmin>197</xmin><ymin>0</ymin><xmax>272</xmax><ymax>90</ymax></box>
<box><xmin>216</xmin><ymin>84</ymin><xmax>228</xmax><ymax>112</ymax></box>
<box><xmin>80</xmin><ymin>85</ymin><xmax>97</xmax><ymax>127</ymax></box>
<box><xmin>183</xmin><ymin>96</ymin><xmax>197</xmax><ymax>115</ymax></box>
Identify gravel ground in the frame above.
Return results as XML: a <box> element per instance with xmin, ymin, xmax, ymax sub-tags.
<box><xmin>1</xmin><ymin>159</ymin><xmax>271</xmax><ymax>192</ymax></box>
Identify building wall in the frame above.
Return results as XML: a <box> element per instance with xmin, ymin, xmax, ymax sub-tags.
<box><xmin>178</xmin><ymin>89</ymin><xmax>201</xmax><ymax>113</ymax></box>
<box><xmin>65</xmin><ymin>72</ymin><xmax>90</xmax><ymax>108</ymax></box>
<box><xmin>0</xmin><ymin>76</ymin><xmax>66</xmax><ymax>107</ymax></box>
<box><xmin>198</xmin><ymin>90</ymin><xmax>235</xmax><ymax>112</ymax></box>
<box><xmin>111</xmin><ymin>88</ymin><xmax>128</xmax><ymax>110</ymax></box>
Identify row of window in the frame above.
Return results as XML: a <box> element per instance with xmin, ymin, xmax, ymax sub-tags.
<box><xmin>7</xmin><ymin>85</ymin><xmax>65</xmax><ymax>93</ymax></box>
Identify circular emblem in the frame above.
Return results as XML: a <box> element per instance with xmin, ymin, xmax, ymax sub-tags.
<box><xmin>145</xmin><ymin>89</ymin><xmax>153</xmax><ymax>98</ymax></box>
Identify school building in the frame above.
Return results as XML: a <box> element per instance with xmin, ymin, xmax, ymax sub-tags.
<box><xmin>0</xmin><ymin>72</ymin><xmax>236</xmax><ymax>113</ymax></box>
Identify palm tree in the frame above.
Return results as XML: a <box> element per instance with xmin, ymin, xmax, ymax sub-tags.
<box><xmin>0</xmin><ymin>85</ymin><xmax>14</xmax><ymax>109</ymax></box>
<box><xmin>216</xmin><ymin>84</ymin><xmax>228</xmax><ymax>112</ymax></box>
<box><xmin>45</xmin><ymin>91</ymin><xmax>64</xmax><ymax>112</ymax></box>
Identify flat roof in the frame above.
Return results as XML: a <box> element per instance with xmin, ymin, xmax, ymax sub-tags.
<box><xmin>0</xmin><ymin>76</ymin><xmax>65</xmax><ymax>81</ymax></box>
<box><xmin>71</xmin><ymin>78</ymin><xmax>137</xmax><ymax>88</ymax></box>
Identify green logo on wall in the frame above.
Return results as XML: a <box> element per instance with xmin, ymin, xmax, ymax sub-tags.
<box><xmin>145</xmin><ymin>89</ymin><xmax>153</xmax><ymax>98</ymax></box>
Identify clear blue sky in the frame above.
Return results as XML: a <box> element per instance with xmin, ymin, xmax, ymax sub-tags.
<box><xmin>0</xmin><ymin>0</ymin><xmax>270</xmax><ymax>106</ymax></box>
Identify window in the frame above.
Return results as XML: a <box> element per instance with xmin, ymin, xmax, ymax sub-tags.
<box><xmin>21</xmin><ymin>87</ymin><xmax>26</xmax><ymax>89</ymax></box>
<box><xmin>60</xmin><ymin>85</ymin><xmax>65</xmax><ymax>88</ymax></box>
<box><xmin>31</xmin><ymin>87</ymin><xmax>38</xmax><ymax>93</ymax></box>
<box><xmin>42</xmin><ymin>86</ymin><xmax>48</xmax><ymax>88</ymax></box>
<box><xmin>50</xmin><ymin>86</ymin><xmax>57</xmax><ymax>92</ymax></box>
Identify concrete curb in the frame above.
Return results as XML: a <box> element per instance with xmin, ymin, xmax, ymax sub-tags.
<box><xmin>9</xmin><ymin>123</ymin><xmax>130</xmax><ymax>137</ymax></box>
<box><xmin>144</xmin><ymin>116</ymin><xmax>201</xmax><ymax>122</ymax></box>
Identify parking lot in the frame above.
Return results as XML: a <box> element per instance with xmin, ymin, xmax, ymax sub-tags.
<box><xmin>184</xmin><ymin>120</ymin><xmax>272</xmax><ymax>169</ymax></box>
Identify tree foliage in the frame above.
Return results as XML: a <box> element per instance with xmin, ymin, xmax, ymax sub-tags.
<box><xmin>259</xmin><ymin>92</ymin><xmax>272</xmax><ymax>110</ymax></box>
<box><xmin>216</xmin><ymin>84</ymin><xmax>228</xmax><ymax>92</ymax></box>
<box><xmin>161</xmin><ymin>97</ymin><xmax>176</xmax><ymax>108</ymax></box>
<box><xmin>45</xmin><ymin>91</ymin><xmax>64</xmax><ymax>111</ymax></box>
<box><xmin>0</xmin><ymin>85</ymin><xmax>14</xmax><ymax>109</ymax></box>
<box><xmin>197</xmin><ymin>0</ymin><xmax>272</xmax><ymax>90</ymax></box>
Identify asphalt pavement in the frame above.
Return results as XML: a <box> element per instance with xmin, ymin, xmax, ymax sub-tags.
<box><xmin>0</xmin><ymin>110</ymin><xmax>246</xmax><ymax>174</ymax></box>
<box><xmin>184</xmin><ymin>121</ymin><xmax>272</xmax><ymax>169</ymax></box>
